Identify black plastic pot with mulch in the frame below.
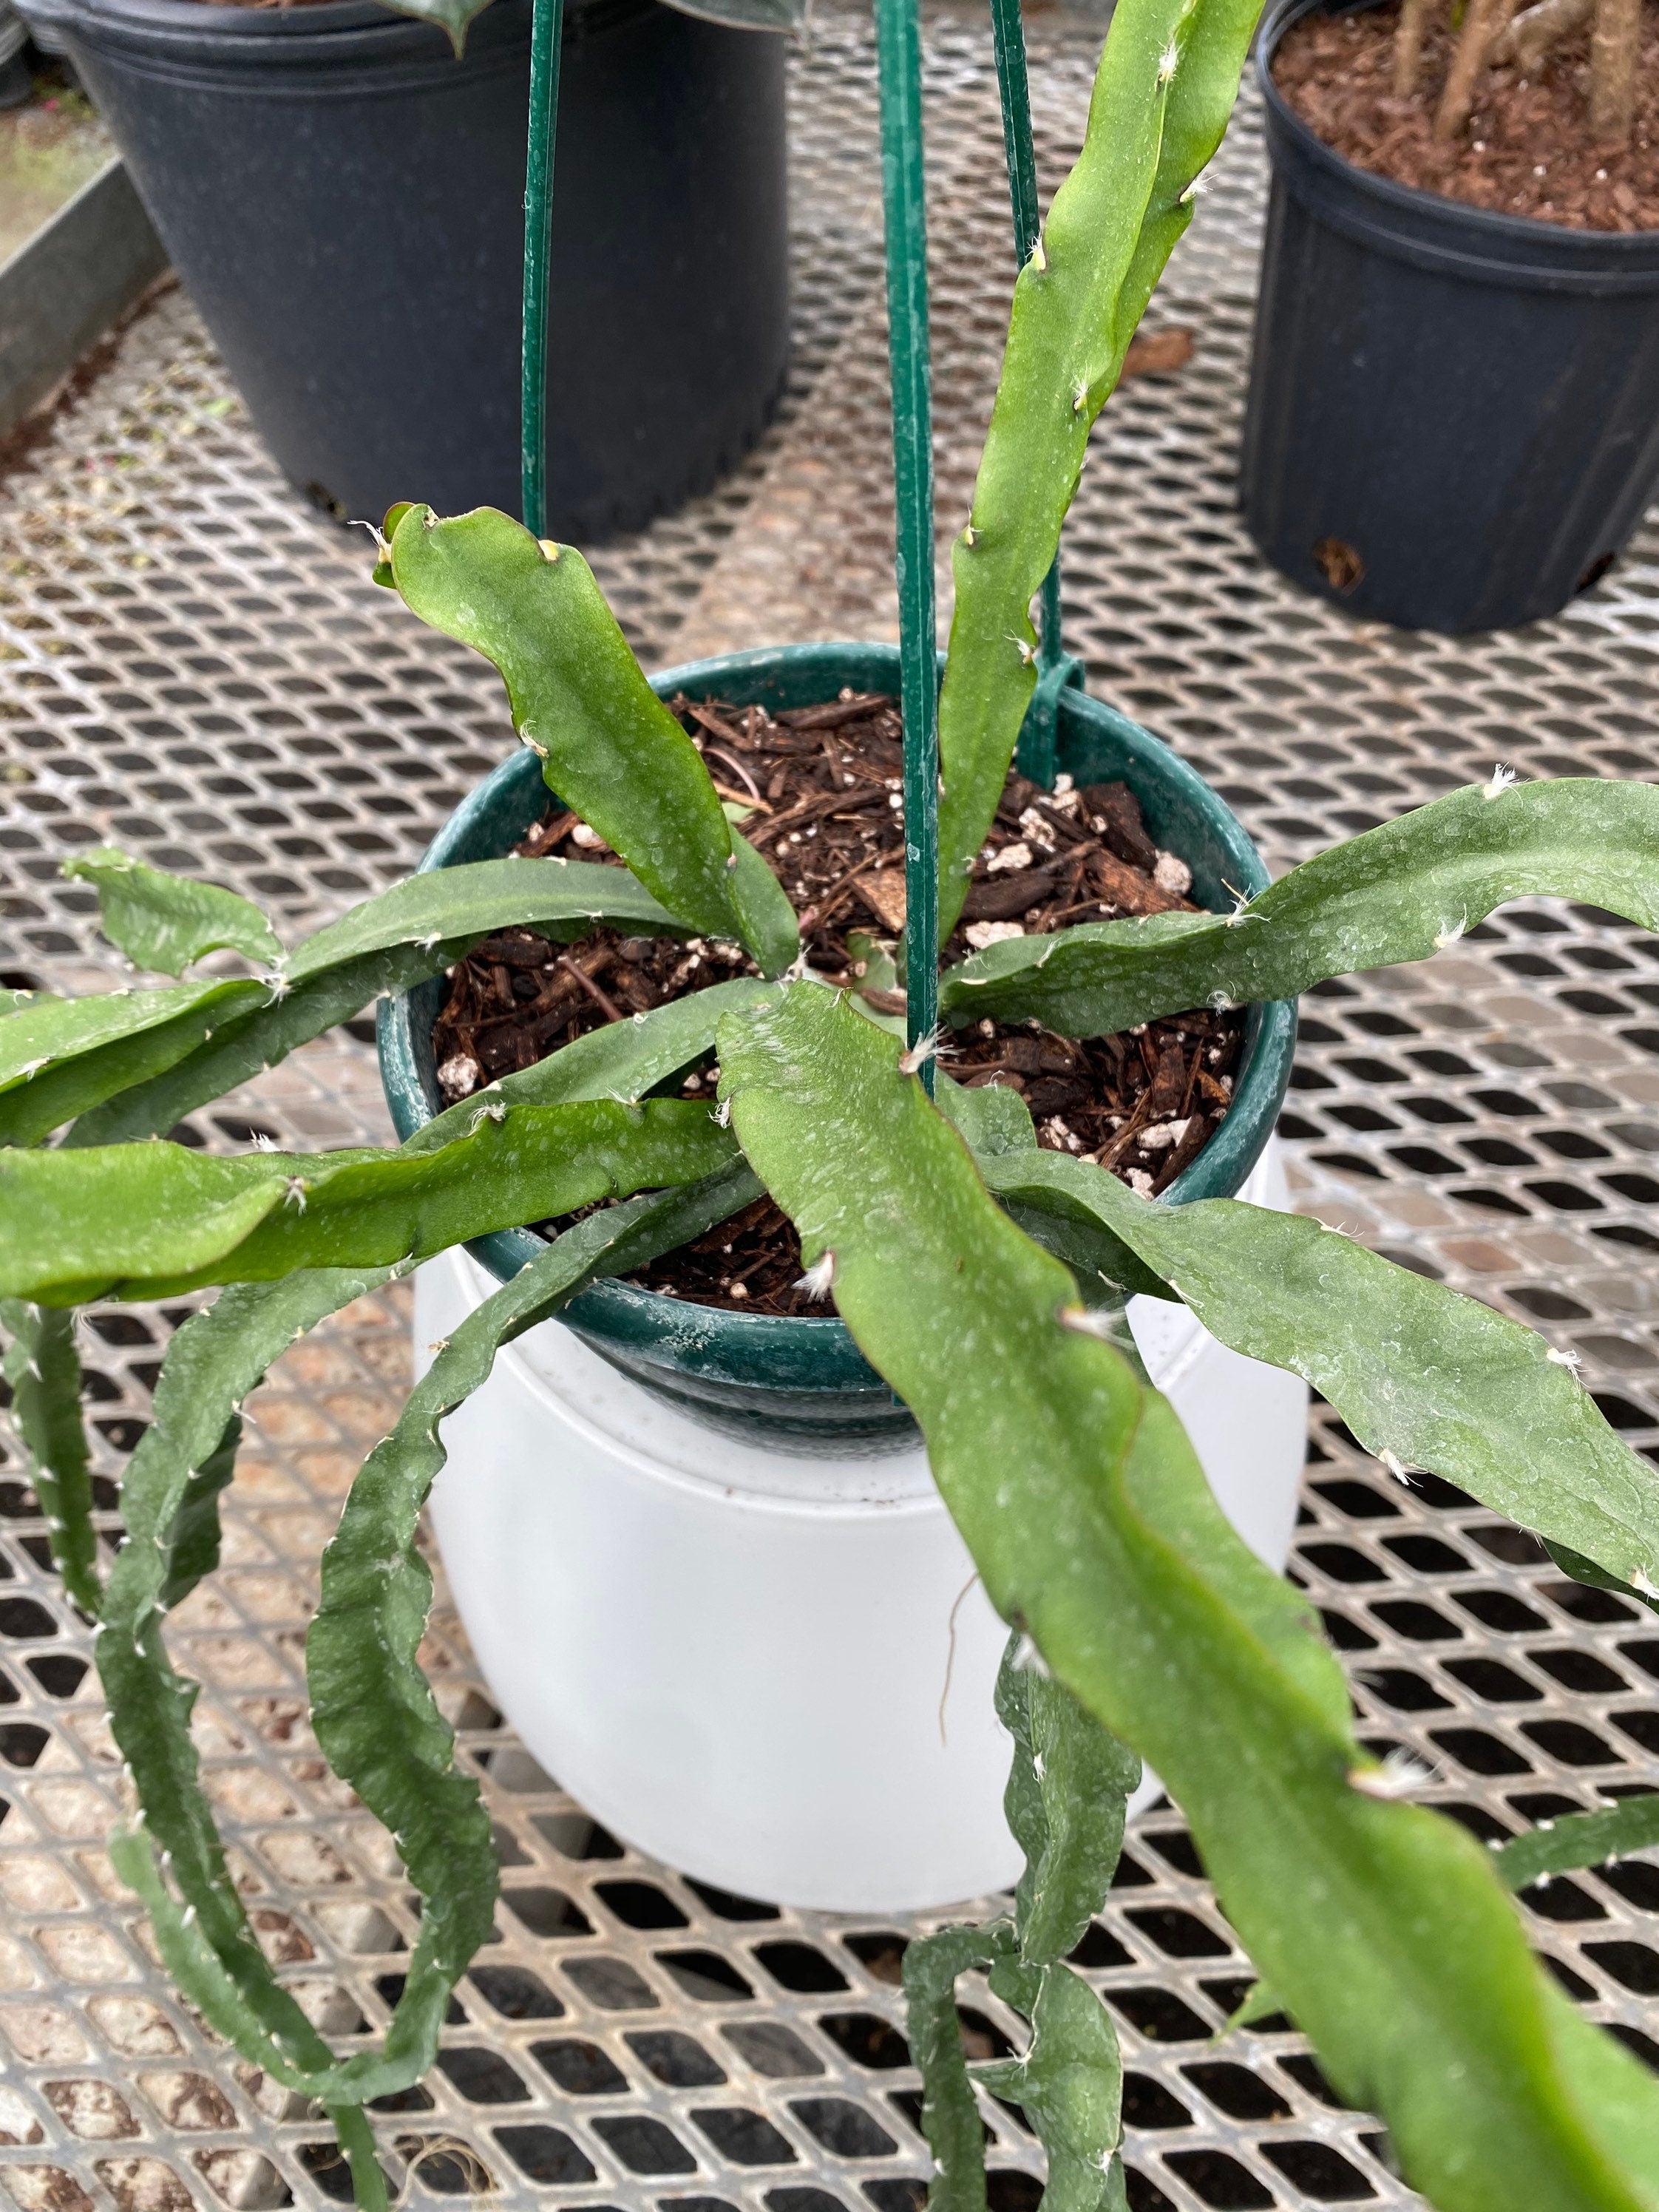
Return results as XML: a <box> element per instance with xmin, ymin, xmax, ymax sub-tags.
<box><xmin>16</xmin><ymin>0</ymin><xmax>789</xmax><ymax>538</ymax></box>
<box><xmin>1240</xmin><ymin>0</ymin><xmax>1659</xmax><ymax>634</ymax></box>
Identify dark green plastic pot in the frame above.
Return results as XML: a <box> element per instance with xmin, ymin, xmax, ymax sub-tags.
<box><xmin>379</xmin><ymin>642</ymin><xmax>1297</xmax><ymax>1446</ymax></box>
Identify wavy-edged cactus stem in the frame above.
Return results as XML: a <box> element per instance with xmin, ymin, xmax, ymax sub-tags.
<box><xmin>0</xmin><ymin>1096</ymin><xmax>736</xmax><ymax>1306</ymax></box>
<box><xmin>305</xmin><ymin>1162</ymin><xmax>761</xmax><ymax>2107</ymax></box>
<box><xmin>101</xmin><ymin>1267</ymin><xmax>403</xmax><ymax>2211</ymax></box>
<box><xmin>1545</xmin><ymin>1538</ymin><xmax>1659</xmax><ymax>1620</ymax></box>
<box><xmin>978</xmin><ymin>1957</ymin><xmax>1128</xmax><ymax>2212</ymax></box>
<box><xmin>718</xmin><ymin>982</ymin><xmax>1659</xmax><ymax>2212</ymax></box>
<box><xmin>0</xmin><ymin>1302</ymin><xmax>100</xmax><ymax>1618</ymax></box>
<box><xmin>985</xmin><ymin>1639</ymin><xmax>1139</xmax><ymax>2212</ymax></box>
<box><xmin>404</xmin><ymin>977</ymin><xmax>786</xmax><ymax>1140</ymax></box>
<box><xmin>61</xmin><ymin>846</ymin><xmax>282</xmax><ymax>977</ymax></box>
<box><xmin>104</xmin><ymin>1166</ymin><xmax>759</xmax><ymax>2207</ymax></box>
<box><xmin>0</xmin><ymin>976</ymin><xmax>272</xmax><ymax>1153</ymax></box>
<box><xmin>1495</xmin><ymin>1794</ymin><xmax>1659</xmax><ymax>1893</ymax></box>
<box><xmin>997</xmin><ymin>1632</ymin><xmax>1141</xmax><ymax>1966</ymax></box>
<box><xmin>3</xmin><ymin>852</ymin><xmax>681</xmax><ymax>1149</ymax></box>
<box><xmin>934</xmin><ymin>0</ymin><xmax>1268</xmax><ymax>932</ymax></box>
<box><xmin>904</xmin><ymin>1921</ymin><xmax>1017</xmax><ymax>2212</ymax></box>
<box><xmin>976</xmin><ymin>1144</ymin><xmax>1659</xmax><ymax>1604</ymax></box>
<box><xmin>379</xmin><ymin>504</ymin><xmax>799</xmax><ymax>977</ymax></box>
<box><xmin>906</xmin><ymin>1635</ymin><xmax>1140</xmax><ymax>2212</ymax></box>
<box><xmin>940</xmin><ymin>775</ymin><xmax>1659</xmax><ymax>1037</ymax></box>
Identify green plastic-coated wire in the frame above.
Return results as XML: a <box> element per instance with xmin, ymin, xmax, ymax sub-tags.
<box><xmin>521</xmin><ymin>0</ymin><xmax>566</xmax><ymax>537</ymax></box>
<box><xmin>988</xmin><ymin>0</ymin><xmax>1063</xmax><ymax>674</ymax></box>
<box><xmin>874</xmin><ymin>0</ymin><xmax>939</xmax><ymax>1089</ymax></box>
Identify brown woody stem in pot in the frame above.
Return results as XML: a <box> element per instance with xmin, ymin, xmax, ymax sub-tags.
<box><xmin>1591</xmin><ymin>0</ymin><xmax>1641</xmax><ymax>146</ymax></box>
<box><xmin>1392</xmin><ymin>0</ymin><xmax>1436</xmax><ymax>98</ymax></box>
<box><xmin>1434</xmin><ymin>0</ymin><xmax>1521</xmax><ymax>139</ymax></box>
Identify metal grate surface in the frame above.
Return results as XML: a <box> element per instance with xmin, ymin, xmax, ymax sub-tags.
<box><xmin>4</xmin><ymin>8</ymin><xmax>1659</xmax><ymax>2208</ymax></box>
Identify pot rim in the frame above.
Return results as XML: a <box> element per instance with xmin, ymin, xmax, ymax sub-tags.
<box><xmin>10</xmin><ymin>0</ymin><xmax>634</xmax><ymax>52</ymax></box>
<box><xmin>379</xmin><ymin>637</ymin><xmax>1296</xmax><ymax>1392</ymax></box>
<box><xmin>18</xmin><ymin>0</ymin><xmax>461</xmax><ymax>37</ymax></box>
<box><xmin>1256</xmin><ymin>0</ymin><xmax>1659</xmax><ymax>256</ymax></box>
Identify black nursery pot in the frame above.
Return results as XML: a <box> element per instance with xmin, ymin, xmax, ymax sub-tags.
<box><xmin>1240</xmin><ymin>0</ymin><xmax>1659</xmax><ymax>634</ymax></box>
<box><xmin>15</xmin><ymin>0</ymin><xmax>789</xmax><ymax>539</ymax></box>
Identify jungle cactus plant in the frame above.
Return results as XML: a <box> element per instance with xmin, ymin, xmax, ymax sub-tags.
<box><xmin>7</xmin><ymin>0</ymin><xmax>1659</xmax><ymax>2203</ymax></box>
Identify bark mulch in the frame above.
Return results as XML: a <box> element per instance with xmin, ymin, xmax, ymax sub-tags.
<box><xmin>1275</xmin><ymin>2</ymin><xmax>1659</xmax><ymax>231</ymax></box>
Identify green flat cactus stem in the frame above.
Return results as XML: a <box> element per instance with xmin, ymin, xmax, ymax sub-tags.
<box><xmin>939</xmin><ymin>775</ymin><xmax>1659</xmax><ymax>1036</ymax></box>
<box><xmin>902</xmin><ymin>1921</ymin><xmax>1016</xmax><ymax>2212</ymax></box>
<box><xmin>1495</xmin><ymin>1794</ymin><xmax>1659</xmax><ymax>1893</ymax></box>
<box><xmin>717</xmin><ymin>983</ymin><xmax>1659</xmax><ymax>2212</ymax></box>
<box><xmin>977</xmin><ymin>1145</ymin><xmax>1659</xmax><ymax>1601</ymax></box>
<box><xmin>0</xmin><ymin>1099</ymin><xmax>735</xmax><ymax>1304</ymax></box>
<box><xmin>902</xmin><ymin>1638</ymin><xmax>1138</xmax><ymax>2212</ymax></box>
<box><xmin>64</xmin><ymin>847</ymin><xmax>281</xmax><ymax>977</ymax></box>
<box><xmin>381</xmin><ymin>506</ymin><xmax>798</xmax><ymax>977</ymax></box>
<box><xmin>404</xmin><ymin>978</ymin><xmax>784</xmax><ymax>1144</ymax></box>
<box><xmin>987</xmin><ymin>0</ymin><xmax>1064</xmax><ymax>680</ymax></box>
<box><xmin>0</xmin><ymin>1302</ymin><xmax>99</xmax><ymax>1618</ymax></box>
<box><xmin>0</xmin><ymin>977</ymin><xmax>270</xmax><ymax>1150</ymax></box>
<box><xmin>0</xmin><ymin>852</ymin><xmax>680</xmax><ymax>1149</ymax></box>
<box><xmin>104</xmin><ymin>1170</ymin><xmax>756</xmax><ymax>2205</ymax></box>
<box><xmin>935</xmin><ymin>0</ymin><xmax>1269</xmax><ymax>935</ymax></box>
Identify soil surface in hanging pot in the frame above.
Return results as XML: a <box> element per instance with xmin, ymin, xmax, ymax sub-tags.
<box><xmin>429</xmin><ymin>688</ymin><xmax>1245</xmax><ymax>1315</ymax></box>
<box><xmin>1272</xmin><ymin>0</ymin><xmax>1659</xmax><ymax>227</ymax></box>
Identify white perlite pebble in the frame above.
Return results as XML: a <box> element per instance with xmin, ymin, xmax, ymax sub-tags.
<box><xmin>965</xmin><ymin>920</ymin><xmax>1027</xmax><ymax>950</ymax></box>
<box><xmin>1153</xmin><ymin>851</ymin><xmax>1192</xmax><ymax>895</ymax></box>
<box><xmin>437</xmin><ymin>1054</ymin><xmax>481</xmax><ymax>1100</ymax></box>
<box><xmin>986</xmin><ymin>841</ymin><xmax>1033</xmax><ymax>874</ymax></box>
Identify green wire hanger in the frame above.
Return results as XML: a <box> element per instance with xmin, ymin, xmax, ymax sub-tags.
<box><xmin>518</xmin><ymin>0</ymin><xmax>1057</xmax><ymax>1094</ymax></box>
<box><xmin>520</xmin><ymin>0</ymin><xmax>564</xmax><ymax>544</ymax></box>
